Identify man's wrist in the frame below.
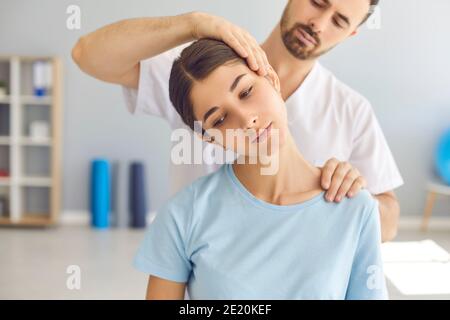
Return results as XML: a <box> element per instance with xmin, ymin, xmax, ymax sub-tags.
<box><xmin>183</xmin><ymin>11</ymin><xmax>204</xmax><ymax>41</ymax></box>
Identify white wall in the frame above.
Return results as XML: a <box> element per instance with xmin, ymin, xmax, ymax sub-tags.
<box><xmin>1</xmin><ymin>0</ymin><xmax>449</xmax><ymax>216</ymax></box>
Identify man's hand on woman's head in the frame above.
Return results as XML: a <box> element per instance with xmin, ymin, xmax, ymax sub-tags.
<box><xmin>189</xmin><ymin>12</ymin><xmax>270</xmax><ymax>76</ymax></box>
<box><xmin>320</xmin><ymin>158</ymin><xmax>367</xmax><ymax>202</ymax></box>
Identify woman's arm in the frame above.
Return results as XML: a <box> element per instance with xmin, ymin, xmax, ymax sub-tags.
<box><xmin>134</xmin><ymin>191</ymin><xmax>193</xmax><ymax>299</ymax></box>
<box><xmin>146</xmin><ymin>275</ymin><xmax>186</xmax><ymax>300</ymax></box>
<box><xmin>345</xmin><ymin>201</ymin><xmax>388</xmax><ymax>300</ymax></box>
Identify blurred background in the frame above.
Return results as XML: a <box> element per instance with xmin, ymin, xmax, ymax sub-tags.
<box><xmin>0</xmin><ymin>0</ymin><xmax>449</xmax><ymax>299</ymax></box>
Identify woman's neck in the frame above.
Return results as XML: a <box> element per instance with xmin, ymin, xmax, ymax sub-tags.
<box><xmin>232</xmin><ymin>132</ymin><xmax>323</xmax><ymax>206</ymax></box>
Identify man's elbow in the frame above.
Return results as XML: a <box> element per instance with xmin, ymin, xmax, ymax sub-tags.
<box><xmin>70</xmin><ymin>37</ymin><xmax>105</xmax><ymax>81</ymax></box>
<box><xmin>382</xmin><ymin>224</ymin><xmax>398</xmax><ymax>242</ymax></box>
<box><xmin>381</xmin><ymin>205</ymin><xmax>400</xmax><ymax>242</ymax></box>
<box><xmin>71</xmin><ymin>37</ymin><xmax>85</xmax><ymax>68</ymax></box>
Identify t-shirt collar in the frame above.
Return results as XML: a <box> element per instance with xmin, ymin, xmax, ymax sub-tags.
<box><xmin>285</xmin><ymin>61</ymin><xmax>321</xmax><ymax>106</ymax></box>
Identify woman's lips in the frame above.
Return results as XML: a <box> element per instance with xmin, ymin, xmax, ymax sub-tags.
<box><xmin>252</xmin><ymin>122</ymin><xmax>273</xmax><ymax>144</ymax></box>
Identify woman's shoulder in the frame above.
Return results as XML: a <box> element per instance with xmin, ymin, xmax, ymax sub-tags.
<box><xmin>161</xmin><ymin>165</ymin><xmax>227</xmax><ymax>212</ymax></box>
<box><xmin>336</xmin><ymin>189</ymin><xmax>379</xmax><ymax>225</ymax></box>
<box><xmin>347</xmin><ymin>189</ymin><xmax>377</xmax><ymax>207</ymax></box>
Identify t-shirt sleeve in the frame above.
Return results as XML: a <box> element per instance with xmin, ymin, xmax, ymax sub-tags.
<box><xmin>349</xmin><ymin>100</ymin><xmax>404</xmax><ymax>195</ymax></box>
<box><xmin>345</xmin><ymin>201</ymin><xmax>389</xmax><ymax>300</ymax></box>
<box><xmin>133</xmin><ymin>196</ymin><xmax>193</xmax><ymax>283</ymax></box>
<box><xmin>121</xmin><ymin>44</ymin><xmax>189</xmax><ymax>125</ymax></box>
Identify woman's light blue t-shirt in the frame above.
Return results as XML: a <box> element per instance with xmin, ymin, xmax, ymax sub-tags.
<box><xmin>134</xmin><ymin>163</ymin><xmax>388</xmax><ymax>300</ymax></box>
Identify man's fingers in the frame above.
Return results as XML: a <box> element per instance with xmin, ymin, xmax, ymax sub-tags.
<box><xmin>253</xmin><ymin>48</ymin><xmax>267</xmax><ymax>76</ymax></box>
<box><xmin>335</xmin><ymin>173</ymin><xmax>359</xmax><ymax>202</ymax></box>
<box><xmin>237</xmin><ymin>32</ymin><xmax>266</xmax><ymax>75</ymax></box>
<box><xmin>246</xmin><ymin>35</ymin><xmax>268</xmax><ymax>76</ymax></box>
<box><xmin>237</xmin><ymin>36</ymin><xmax>259</xmax><ymax>71</ymax></box>
<box><xmin>325</xmin><ymin>162</ymin><xmax>352</xmax><ymax>202</ymax></box>
<box><xmin>224</xmin><ymin>33</ymin><xmax>248</xmax><ymax>58</ymax></box>
<box><xmin>260</xmin><ymin>50</ymin><xmax>270</xmax><ymax>72</ymax></box>
<box><xmin>347</xmin><ymin>181</ymin><xmax>362</xmax><ymax>198</ymax></box>
<box><xmin>321</xmin><ymin>158</ymin><xmax>339</xmax><ymax>190</ymax></box>
<box><xmin>348</xmin><ymin>177</ymin><xmax>367</xmax><ymax>197</ymax></box>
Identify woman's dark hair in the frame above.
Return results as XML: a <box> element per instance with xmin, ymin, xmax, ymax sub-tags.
<box><xmin>169</xmin><ymin>39</ymin><xmax>245</xmax><ymax>133</ymax></box>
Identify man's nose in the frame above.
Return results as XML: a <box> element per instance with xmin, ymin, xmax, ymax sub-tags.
<box><xmin>309</xmin><ymin>11</ymin><xmax>332</xmax><ymax>34</ymax></box>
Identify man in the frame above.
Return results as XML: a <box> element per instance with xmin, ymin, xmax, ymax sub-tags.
<box><xmin>72</xmin><ymin>0</ymin><xmax>402</xmax><ymax>242</ymax></box>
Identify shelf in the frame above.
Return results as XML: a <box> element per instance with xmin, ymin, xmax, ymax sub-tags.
<box><xmin>0</xmin><ymin>60</ymin><xmax>10</xmax><ymax>98</ymax></box>
<box><xmin>21</xmin><ymin>95</ymin><xmax>52</xmax><ymax>105</ymax></box>
<box><xmin>0</xmin><ymin>136</ymin><xmax>11</xmax><ymax>145</ymax></box>
<box><xmin>0</xmin><ymin>137</ymin><xmax>50</xmax><ymax>146</ymax></box>
<box><xmin>0</xmin><ymin>177</ymin><xmax>52</xmax><ymax>187</ymax></box>
<box><xmin>20</xmin><ymin>136</ymin><xmax>51</xmax><ymax>146</ymax></box>
<box><xmin>0</xmin><ymin>178</ymin><xmax>11</xmax><ymax>186</ymax></box>
<box><xmin>18</xmin><ymin>56</ymin><xmax>53</xmax><ymax>62</ymax></box>
<box><xmin>0</xmin><ymin>96</ymin><xmax>10</xmax><ymax>103</ymax></box>
<box><xmin>0</xmin><ymin>145</ymin><xmax>10</xmax><ymax>179</ymax></box>
<box><xmin>22</xmin><ymin>103</ymin><xmax>51</xmax><ymax>138</ymax></box>
<box><xmin>21</xmin><ymin>186</ymin><xmax>51</xmax><ymax>224</ymax></box>
<box><xmin>20</xmin><ymin>176</ymin><xmax>52</xmax><ymax>187</ymax></box>
<box><xmin>21</xmin><ymin>145</ymin><xmax>50</xmax><ymax>177</ymax></box>
<box><xmin>0</xmin><ymin>177</ymin><xmax>52</xmax><ymax>186</ymax></box>
<box><xmin>0</xmin><ymin>56</ymin><xmax>61</xmax><ymax>227</ymax></box>
<box><xmin>0</xmin><ymin>214</ymin><xmax>54</xmax><ymax>226</ymax></box>
<box><xmin>0</xmin><ymin>103</ymin><xmax>10</xmax><ymax>136</ymax></box>
<box><xmin>0</xmin><ymin>185</ymin><xmax>9</xmax><ymax>219</ymax></box>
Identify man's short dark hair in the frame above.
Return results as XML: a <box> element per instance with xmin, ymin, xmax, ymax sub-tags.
<box><xmin>360</xmin><ymin>0</ymin><xmax>380</xmax><ymax>25</ymax></box>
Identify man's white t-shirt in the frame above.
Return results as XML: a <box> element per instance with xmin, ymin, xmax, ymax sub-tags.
<box><xmin>122</xmin><ymin>45</ymin><xmax>403</xmax><ymax>197</ymax></box>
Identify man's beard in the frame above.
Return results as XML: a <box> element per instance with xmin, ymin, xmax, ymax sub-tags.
<box><xmin>281</xmin><ymin>22</ymin><xmax>328</xmax><ymax>60</ymax></box>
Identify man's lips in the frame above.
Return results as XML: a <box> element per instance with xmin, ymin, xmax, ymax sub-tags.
<box><xmin>295</xmin><ymin>27</ymin><xmax>318</xmax><ymax>47</ymax></box>
<box><xmin>252</xmin><ymin>122</ymin><xmax>273</xmax><ymax>143</ymax></box>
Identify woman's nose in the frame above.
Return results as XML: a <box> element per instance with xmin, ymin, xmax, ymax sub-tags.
<box><xmin>244</xmin><ymin>115</ymin><xmax>258</xmax><ymax>131</ymax></box>
<box><xmin>232</xmin><ymin>104</ymin><xmax>258</xmax><ymax>130</ymax></box>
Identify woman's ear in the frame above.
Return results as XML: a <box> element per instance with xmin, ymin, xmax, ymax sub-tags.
<box><xmin>264</xmin><ymin>65</ymin><xmax>281</xmax><ymax>93</ymax></box>
<box><xmin>205</xmin><ymin>135</ymin><xmax>216</xmax><ymax>144</ymax></box>
<box><xmin>197</xmin><ymin>131</ymin><xmax>216</xmax><ymax>144</ymax></box>
<box><xmin>198</xmin><ymin>131</ymin><xmax>229</xmax><ymax>151</ymax></box>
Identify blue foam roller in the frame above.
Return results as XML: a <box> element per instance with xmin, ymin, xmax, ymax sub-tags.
<box><xmin>90</xmin><ymin>159</ymin><xmax>110</xmax><ymax>229</ymax></box>
<box><xmin>436</xmin><ymin>128</ymin><xmax>450</xmax><ymax>185</ymax></box>
<box><xmin>129</xmin><ymin>162</ymin><xmax>148</xmax><ymax>228</ymax></box>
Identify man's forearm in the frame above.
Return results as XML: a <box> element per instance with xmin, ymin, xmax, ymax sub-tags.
<box><xmin>374</xmin><ymin>191</ymin><xmax>400</xmax><ymax>242</ymax></box>
<box><xmin>72</xmin><ymin>13</ymin><xmax>196</xmax><ymax>83</ymax></box>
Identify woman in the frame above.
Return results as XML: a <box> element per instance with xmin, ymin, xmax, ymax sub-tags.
<box><xmin>134</xmin><ymin>39</ymin><xmax>387</xmax><ymax>300</ymax></box>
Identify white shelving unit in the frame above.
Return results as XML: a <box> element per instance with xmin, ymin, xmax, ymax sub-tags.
<box><xmin>0</xmin><ymin>56</ymin><xmax>62</xmax><ymax>226</ymax></box>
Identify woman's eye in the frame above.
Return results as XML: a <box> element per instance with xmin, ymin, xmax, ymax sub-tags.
<box><xmin>239</xmin><ymin>86</ymin><xmax>253</xmax><ymax>99</ymax></box>
<box><xmin>213</xmin><ymin>115</ymin><xmax>226</xmax><ymax>127</ymax></box>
